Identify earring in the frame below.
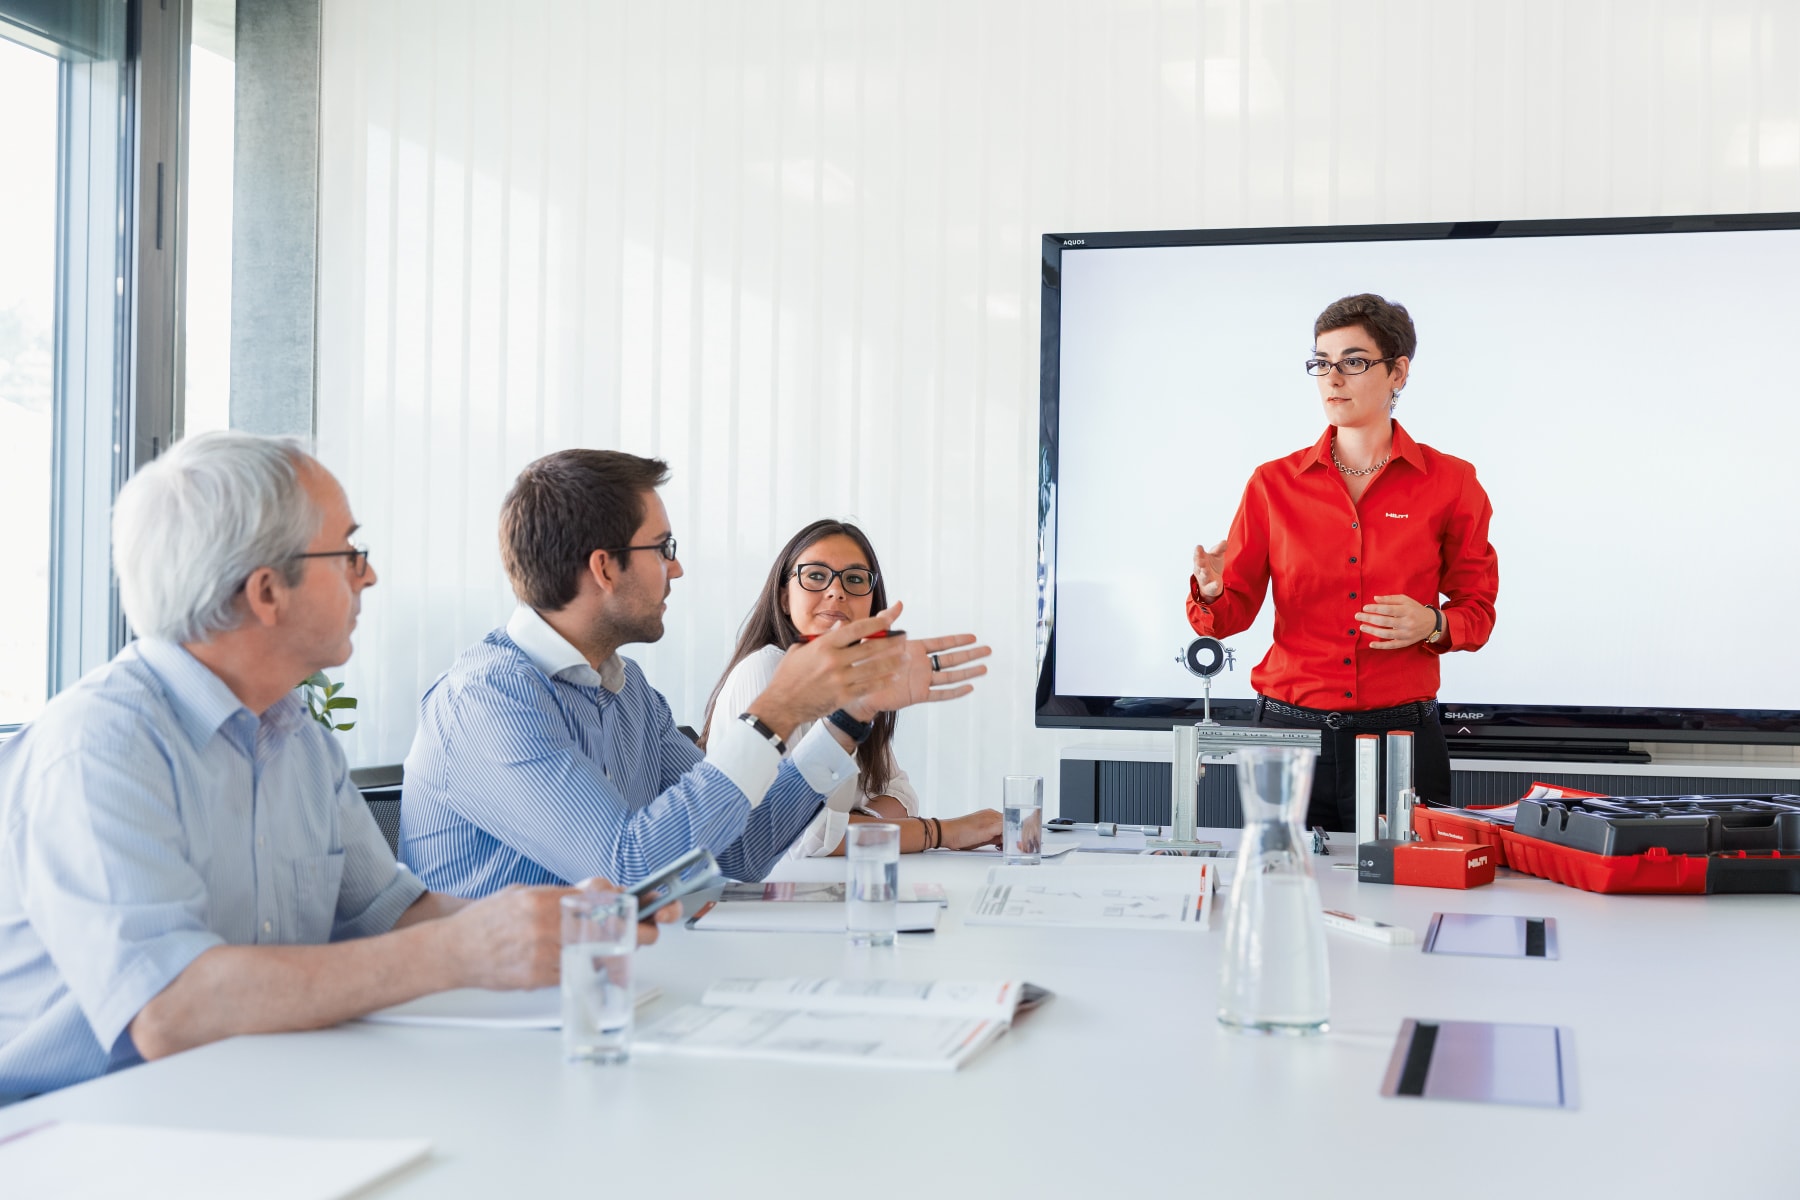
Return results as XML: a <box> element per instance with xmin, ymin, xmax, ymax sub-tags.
<box><xmin>1389</xmin><ymin>388</ymin><xmax>1401</xmax><ymax>412</ymax></box>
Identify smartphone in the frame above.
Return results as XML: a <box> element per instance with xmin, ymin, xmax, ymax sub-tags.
<box><xmin>1045</xmin><ymin>817</ymin><xmax>1077</xmax><ymax>832</ymax></box>
<box><xmin>629</xmin><ymin>847</ymin><xmax>723</xmax><ymax>922</ymax></box>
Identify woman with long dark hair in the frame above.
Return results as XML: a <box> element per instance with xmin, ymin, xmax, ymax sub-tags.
<box><xmin>703</xmin><ymin>519</ymin><xmax>1002</xmax><ymax>857</ymax></box>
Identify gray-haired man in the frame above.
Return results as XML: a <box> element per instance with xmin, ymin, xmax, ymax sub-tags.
<box><xmin>0</xmin><ymin>432</ymin><xmax>673</xmax><ymax>1099</ymax></box>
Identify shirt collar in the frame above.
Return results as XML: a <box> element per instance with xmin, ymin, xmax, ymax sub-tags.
<box><xmin>505</xmin><ymin>604</ymin><xmax>625</xmax><ymax>693</ymax></box>
<box><xmin>134</xmin><ymin>638</ymin><xmax>261</xmax><ymax>751</ymax></box>
<box><xmin>1305</xmin><ymin>420</ymin><xmax>1428</xmax><ymax>474</ymax></box>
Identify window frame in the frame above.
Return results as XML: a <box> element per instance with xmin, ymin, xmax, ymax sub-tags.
<box><xmin>1</xmin><ymin>0</ymin><xmax>188</xmax><ymax>730</ymax></box>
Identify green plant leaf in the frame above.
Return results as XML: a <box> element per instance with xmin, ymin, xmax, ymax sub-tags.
<box><xmin>334</xmin><ymin>722</ymin><xmax>355</xmax><ymax>732</ymax></box>
<box><xmin>302</xmin><ymin>672</ymin><xmax>329</xmax><ymax>688</ymax></box>
<box><xmin>326</xmin><ymin>682</ymin><xmax>343</xmax><ymax>698</ymax></box>
<box><xmin>324</xmin><ymin>696</ymin><xmax>357</xmax><ymax>711</ymax></box>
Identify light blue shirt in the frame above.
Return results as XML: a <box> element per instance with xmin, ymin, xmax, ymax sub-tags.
<box><xmin>399</xmin><ymin>606</ymin><xmax>857</xmax><ymax>895</ymax></box>
<box><xmin>0</xmin><ymin>640</ymin><xmax>426</xmax><ymax>1098</ymax></box>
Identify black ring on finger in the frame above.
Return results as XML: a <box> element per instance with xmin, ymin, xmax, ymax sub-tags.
<box><xmin>929</xmin><ymin>652</ymin><xmax>942</xmax><ymax>672</ymax></box>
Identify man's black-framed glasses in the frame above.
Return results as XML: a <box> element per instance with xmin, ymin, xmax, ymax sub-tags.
<box><xmin>1304</xmin><ymin>355</ymin><xmax>1396</xmax><ymax>377</ymax></box>
<box><xmin>792</xmin><ymin>563</ymin><xmax>878</xmax><ymax>596</ymax></box>
<box><xmin>602</xmin><ymin>534</ymin><xmax>679</xmax><ymax>562</ymax></box>
<box><xmin>293</xmin><ymin>544</ymin><xmax>372</xmax><ymax>578</ymax></box>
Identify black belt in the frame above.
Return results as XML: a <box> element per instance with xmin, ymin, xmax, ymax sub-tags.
<box><xmin>1256</xmin><ymin>695</ymin><xmax>1437</xmax><ymax>732</ymax></box>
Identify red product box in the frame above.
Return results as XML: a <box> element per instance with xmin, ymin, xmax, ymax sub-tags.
<box><xmin>1357</xmin><ymin>839</ymin><xmax>1497</xmax><ymax>889</ymax></box>
<box><xmin>1411</xmin><ymin>803</ymin><xmax>1712</xmax><ymax>894</ymax></box>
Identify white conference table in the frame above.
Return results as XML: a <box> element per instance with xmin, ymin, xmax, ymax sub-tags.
<box><xmin>4</xmin><ymin>829</ymin><xmax>1795</xmax><ymax>1199</ymax></box>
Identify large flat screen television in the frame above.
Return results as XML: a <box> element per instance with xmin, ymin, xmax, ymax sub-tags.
<box><xmin>1035</xmin><ymin>213</ymin><xmax>1800</xmax><ymax>754</ymax></box>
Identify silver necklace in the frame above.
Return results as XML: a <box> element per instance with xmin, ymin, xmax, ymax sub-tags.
<box><xmin>1331</xmin><ymin>438</ymin><xmax>1390</xmax><ymax>477</ymax></box>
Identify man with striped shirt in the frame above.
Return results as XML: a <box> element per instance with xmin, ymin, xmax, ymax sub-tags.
<box><xmin>0</xmin><ymin>433</ymin><xmax>673</xmax><ymax>1099</ymax></box>
<box><xmin>399</xmin><ymin>450</ymin><xmax>989</xmax><ymax>895</ymax></box>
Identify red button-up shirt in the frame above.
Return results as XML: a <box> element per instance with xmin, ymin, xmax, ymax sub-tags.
<box><xmin>1186</xmin><ymin>421</ymin><xmax>1498</xmax><ymax>711</ymax></box>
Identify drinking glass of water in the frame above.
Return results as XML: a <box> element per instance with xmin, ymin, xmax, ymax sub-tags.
<box><xmin>1003</xmin><ymin>775</ymin><xmax>1043</xmax><ymax>866</ymax></box>
<box><xmin>846</xmin><ymin>823</ymin><xmax>901</xmax><ymax>946</ymax></box>
<box><xmin>561</xmin><ymin>890</ymin><xmax>637</xmax><ymax>1064</ymax></box>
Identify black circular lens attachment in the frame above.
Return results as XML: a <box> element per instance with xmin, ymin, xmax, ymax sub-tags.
<box><xmin>1181</xmin><ymin>637</ymin><xmax>1226</xmax><ymax>679</ymax></box>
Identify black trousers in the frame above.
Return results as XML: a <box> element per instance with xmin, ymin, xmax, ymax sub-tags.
<box><xmin>1254</xmin><ymin>697</ymin><xmax>1451</xmax><ymax>833</ymax></box>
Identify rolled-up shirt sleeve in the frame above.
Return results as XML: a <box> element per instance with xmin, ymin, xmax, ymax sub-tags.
<box><xmin>17</xmin><ymin>748</ymin><xmax>224</xmax><ymax>1061</ymax></box>
<box><xmin>327</xmin><ymin>749</ymin><xmax>427</xmax><ymax>941</ymax></box>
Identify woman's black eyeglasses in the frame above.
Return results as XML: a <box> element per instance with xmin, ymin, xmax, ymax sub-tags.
<box><xmin>601</xmin><ymin>534</ymin><xmax>679</xmax><ymax>562</ymax></box>
<box><xmin>1304</xmin><ymin>355</ymin><xmax>1396</xmax><ymax>377</ymax></box>
<box><xmin>292</xmin><ymin>544</ymin><xmax>372</xmax><ymax>578</ymax></box>
<box><xmin>792</xmin><ymin>563</ymin><xmax>878</xmax><ymax>596</ymax></box>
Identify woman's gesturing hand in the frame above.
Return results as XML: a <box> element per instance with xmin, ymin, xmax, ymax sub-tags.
<box><xmin>1192</xmin><ymin>541</ymin><xmax>1226</xmax><ymax>601</ymax></box>
<box><xmin>1357</xmin><ymin>594</ymin><xmax>1438</xmax><ymax>650</ymax></box>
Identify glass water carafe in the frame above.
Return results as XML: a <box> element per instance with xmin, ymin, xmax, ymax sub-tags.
<box><xmin>1217</xmin><ymin>745</ymin><xmax>1330</xmax><ymax>1034</ymax></box>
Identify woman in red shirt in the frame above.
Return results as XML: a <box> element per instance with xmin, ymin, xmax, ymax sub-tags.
<box><xmin>1187</xmin><ymin>294</ymin><xmax>1498</xmax><ymax>830</ymax></box>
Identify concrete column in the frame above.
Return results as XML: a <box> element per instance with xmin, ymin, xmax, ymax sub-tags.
<box><xmin>228</xmin><ymin>0</ymin><xmax>318</xmax><ymax>437</ymax></box>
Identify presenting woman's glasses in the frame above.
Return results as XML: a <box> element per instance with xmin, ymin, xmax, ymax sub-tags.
<box><xmin>792</xmin><ymin>563</ymin><xmax>878</xmax><ymax>596</ymax></box>
<box><xmin>1303</xmin><ymin>355</ymin><xmax>1395</xmax><ymax>377</ymax></box>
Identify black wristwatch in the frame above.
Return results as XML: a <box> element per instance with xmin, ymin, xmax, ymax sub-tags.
<box><xmin>825</xmin><ymin>708</ymin><xmax>875</xmax><ymax>745</ymax></box>
<box><xmin>1425</xmin><ymin>607</ymin><xmax>1444</xmax><ymax>645</ymax></box>
<box><xmin>737</xmin><ymin>712</ymin><xmax>788</xmax><ymax>754</ymax></box>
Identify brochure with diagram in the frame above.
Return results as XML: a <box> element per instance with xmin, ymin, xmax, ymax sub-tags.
<box><xmin>634</xmin><ymin>978</ymin><xmax>1047</xmax><ymax>1071</ymax></box>
<box><xmin>965</xmin><ymin>862</ymin><xmax>1214</xmax><ymax>932</ymax></box>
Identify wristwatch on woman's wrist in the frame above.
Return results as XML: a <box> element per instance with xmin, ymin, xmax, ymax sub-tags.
<box><xmin>1424</xmin><ymin>607</ymin><xmax>1444</xmax><ymax>645</ymax></box>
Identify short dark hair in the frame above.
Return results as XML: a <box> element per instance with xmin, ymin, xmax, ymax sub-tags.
<box><xmin>1314</xmin><ymin>294</ymin><xmax>1417</xmax><ymax>363</ymax></box>
<box><xmin>500</xmin><ymin>449</ymin><xmax>671</xmax><ymax>610</ymax></box>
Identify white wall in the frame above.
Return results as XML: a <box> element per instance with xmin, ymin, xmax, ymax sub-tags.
<box><xmin>316</xmin><ymin>0</ymin><xmax>1800</xmax><ymax>806</ymax></box>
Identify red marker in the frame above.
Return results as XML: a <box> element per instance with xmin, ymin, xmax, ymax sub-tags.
<box><xmin>797</xmin><ymin>629</ymin><xmax>904</xmax><ymax>644</ymax></box>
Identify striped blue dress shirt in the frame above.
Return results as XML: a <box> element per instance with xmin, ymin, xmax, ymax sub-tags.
<box><xmin>399</xmin><ymin>605</ymin><xmax>855</xmax><ymax>895</ymax></box>
<box><xmin>0</xmin><ymin>640</ymin><xmax>426</xmax><ymax>1098</ymax></box>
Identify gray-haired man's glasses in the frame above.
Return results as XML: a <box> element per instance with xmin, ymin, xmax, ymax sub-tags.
<box><xmin>293</xmin><ymin>544</ymin><xmax>372</xmax><ymax>578</ymax></box>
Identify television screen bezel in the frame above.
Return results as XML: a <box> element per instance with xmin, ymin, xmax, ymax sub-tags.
<box><xmin>1034</xmin><ymin>211</ymin><xmax>1800</xmax><ymax>746</ymax></box>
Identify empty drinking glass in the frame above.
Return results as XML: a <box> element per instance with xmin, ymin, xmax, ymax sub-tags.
<box><xmin>561</xmin><ymin>890</ymin><xmax>637</xmax><ymax>1063</ymax></box>
<box><xmin>846</xmin><ymin>823</ymin><xmax>901</xmax><ymax>946</ymax></box>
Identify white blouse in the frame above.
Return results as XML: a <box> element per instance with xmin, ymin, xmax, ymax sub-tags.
<box><xmin>709</xmin><ymin>644</ymin><xmax>920</xmax><ymax>858</ymax></box>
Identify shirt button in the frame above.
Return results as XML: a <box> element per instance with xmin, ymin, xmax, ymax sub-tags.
<box><xmin>1344</xmin><ymin>691</ymin><xmax>1353</xmax><ymax>699</ymax></box>
<box><xmin>262</xmin><ymin>920</ymin><xmax>272</xmax><ymax>935</ymax></box>
<box><xmin>1349</xmin><ymin>592</ymin><xmax>1357</xmax><ymax>599</ymax></box>
<box><xmin>1348</xmin><ymin>629</ymin><xmax>1356</xmax><ymax>636</ymax></box>
<box><xmin>1351</xmin><ymin>522</ymin><xmax>1358</xmax><ymax>529</ymax></box>
<box><xmin>1349</xmin><ymin>557</ymin><xmax>1357</xmax><ymax>563</ymax></box>
<box><xmin>1342</xmin><ymin>657</ymin><xmax>1351</xmax><ymax>665</ymax></box>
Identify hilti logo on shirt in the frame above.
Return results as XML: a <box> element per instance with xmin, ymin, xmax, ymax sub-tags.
<box><xmin>1385</xmin><ymin>512</ymin><xmax>1409</xmax><ymax>519</ymax></box>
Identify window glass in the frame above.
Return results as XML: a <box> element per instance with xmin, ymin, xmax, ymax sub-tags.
<box><xmin>0</xmin><ymin>36</ymin><xmax>58</xmax><ymax>723</ymax></box>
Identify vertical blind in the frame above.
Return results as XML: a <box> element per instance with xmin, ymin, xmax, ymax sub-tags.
<box><xmin>315</xmin><ymin>0</ymin><xmax>1800</xmax><ymax>807</ymax></box>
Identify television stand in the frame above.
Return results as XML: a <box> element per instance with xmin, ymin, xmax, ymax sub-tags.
<box><xmin>1444</xmin><ymin>738</ymin><xmax>1650</xmax><ymax>764</ymax></box>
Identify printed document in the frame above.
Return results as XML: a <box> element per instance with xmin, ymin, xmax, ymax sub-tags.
<box><xmin>636</xmin><ymin>977</ymin><xmax>1041</xmax><ymax>1070</ymax></box>
<box><xmin>686</xmin><ymin>900</ymin><xmax>940</xmax><ymax>933</ymax></box>
<box><xmin>966</xmin><ymin>862</ymin><xmax>1214</xmax><ymax>932</ymax></box>
<box><xmin>0</xmin><ymin>1122</ymin><xmax>430</xmax><ymax>1200</ymax></box>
